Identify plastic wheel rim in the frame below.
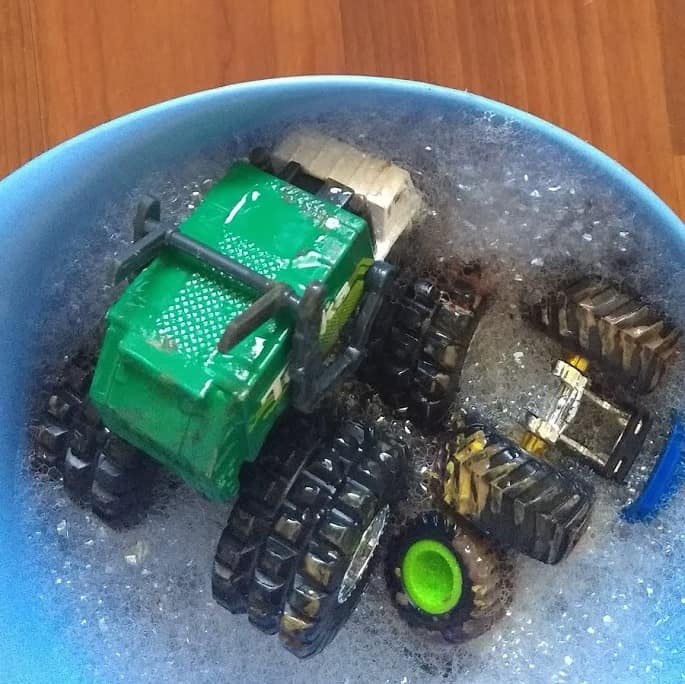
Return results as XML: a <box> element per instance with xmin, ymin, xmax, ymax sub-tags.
<box><xmin>337</xmin><ymin>505</ymin><xmax>389</xmax><ymax>604</ymax></box>
<box><xmin>401</xmin><ymin>538</ymin><xmax>463</xmax><ymax>615</ymax></box>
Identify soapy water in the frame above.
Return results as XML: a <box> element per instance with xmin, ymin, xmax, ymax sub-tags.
<box><xmin>21</xmin><ymin>107</ymin><xmax>685</xmax><ymax>682</ymax></box>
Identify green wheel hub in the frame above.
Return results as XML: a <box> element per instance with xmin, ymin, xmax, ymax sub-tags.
<box><xmin>401</xmin><ymin>539</ymin><xmax>463</xmax><ymax>615</ymax></box>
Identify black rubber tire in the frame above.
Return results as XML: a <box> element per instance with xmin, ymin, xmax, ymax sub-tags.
<box><xmin>385</xmin><ymin>511</ymin><xmax>512</xmax><ymax>643</ymax></box>
<box><xmin>277</xmin><ymin>428</ymin><xmax>405</xmax><ymax>658</ymax></box>
<box><xmin>212</xmin><ymin>417</ymin><xmax>324</xmax><ymax>614</ymax></box>
<box><xmin>61</xmin><ymin>398</ymin><xmax>108</xmax><ymax>497</ymax></box>
<box><xmin>90</xmin><ymin>436</ymin><xmax>156</xmax><ymax>522</ymax></box>
<box><xmin>366</xmin><ymin>276</ymin><xmax>482</xmax><ymax>429</ymax></box>
<box><xmin>531</xmin><ymin>277</ymin><xmax>680</xmax><ymax>393</ymax></box>
<box><xmin>31</xmin><ymin>334</ymin><xmax>156</xmax><ymax>524</ymax></box>
<box><xmin>246</xmin><ymin>422</ymin><xmax>372</xmax><ymax>634</ymax></box>
<box><xmin>214</xmin><ymin>419</ymin><xmax>406</xmax><ymax>655</ymax></box>
<box><xmin>32</xmin><ymin>348</ymin><xmax>101</xmax><ymax>472</ymax></box>
<box><xmin>440</xmin><ymin>426</ymin><xmax>593</xmax><ymax>564</ymax></box>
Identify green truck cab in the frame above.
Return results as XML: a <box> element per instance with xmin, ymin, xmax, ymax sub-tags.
<box><xmin>89</xmin><ymin>159</ymin><xmax>375</xmax><ymax>501</ymax></box>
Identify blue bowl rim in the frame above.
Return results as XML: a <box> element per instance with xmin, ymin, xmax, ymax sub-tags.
<box><xmin>2</xmin><ymin>75</ymin><xmax>683</xmax><ymax>230</ymax></box>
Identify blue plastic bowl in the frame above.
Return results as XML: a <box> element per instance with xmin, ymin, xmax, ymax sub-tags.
<box><xmin>1</xmin><ymin>76</ymin><xmax>683</xmax><ymax>683</ymax></box>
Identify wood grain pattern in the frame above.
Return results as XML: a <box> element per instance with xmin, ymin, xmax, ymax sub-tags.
<box><xmin>657</xmin><ymin>0</ymin><xmax>685</xmax><ymax>154</ymax></box>
<box><xmin>1</xmin><ymin>0</ymin><xmax>43</xmax><ymax>174</ymax></box>
<box><xmin>1</xmin><ymin>0</ymin><xmax>683</xmax><ymax>219</ymax></box>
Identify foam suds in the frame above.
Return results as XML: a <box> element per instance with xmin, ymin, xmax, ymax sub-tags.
<box><xmin>21</xmin><ymin>109</ymin><xmax>685</xmax><ymax>682</ymax></box>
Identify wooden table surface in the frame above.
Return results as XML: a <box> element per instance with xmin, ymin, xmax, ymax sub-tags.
<box><xmin>2</xmin><ymin>0</ymin><xmax>684</xmax><ymax>219</ymax></box>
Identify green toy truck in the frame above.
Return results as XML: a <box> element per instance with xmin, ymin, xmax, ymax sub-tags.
<box><xmin>32</xmin><ymin>132</ymin><xmax>483</xmax><ymax>657</ymax></box>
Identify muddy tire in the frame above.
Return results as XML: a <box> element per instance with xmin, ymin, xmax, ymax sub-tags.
<box><xmin>441</xmin><ymin>427</ymin><xmax>593</xmax><ymax>564</ymax></box>
<box><xmin>385</xmin><ymin>511</ymin><xmax>512</xmax><ymax>642</ymax></box>
<box><xmin>213</xmin><ymin>419</ymin><xmax>406</xmax><ymax>658</ymax></box>
<box><xmin>31</xmin><ymin>335</ymin><xmax>156</xmax><ymax>525</ymax></box>
<box><xmin>61</xmin><ymin>399</ymin><xmax>107</xmax><ymax>497</ymax></box>
<box><xmin>366</xmin><ymin>277</ymin><xmax>482</xmax><ymax>429</ymax></box>
<box><xmin>90</xmin><ymin>436</ymin><xmax>156</xmax><ymax>522</ymax></box>
<box><xmin>531</xmin><ymin>277</ymin><xmax>680</xmax><ymax>393</ymax></box>
<box><xmin>244</xmin><ymin>429</ymin><xmax>357</xmax><ymax>633</ymax></box>
<box><xmin>32</xmin><ymin>348</ymin><xmax>101</xmax><ymax>472</ymax></box>
<box><xmin>212</xmin><ymin>421</ymin><xmax>320</xmax><ymax>615</ymax></box>
<box><xmin>278</xmin><ymin>429</ymin><xmax>405</xmax><ymax>658</ymax></box>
